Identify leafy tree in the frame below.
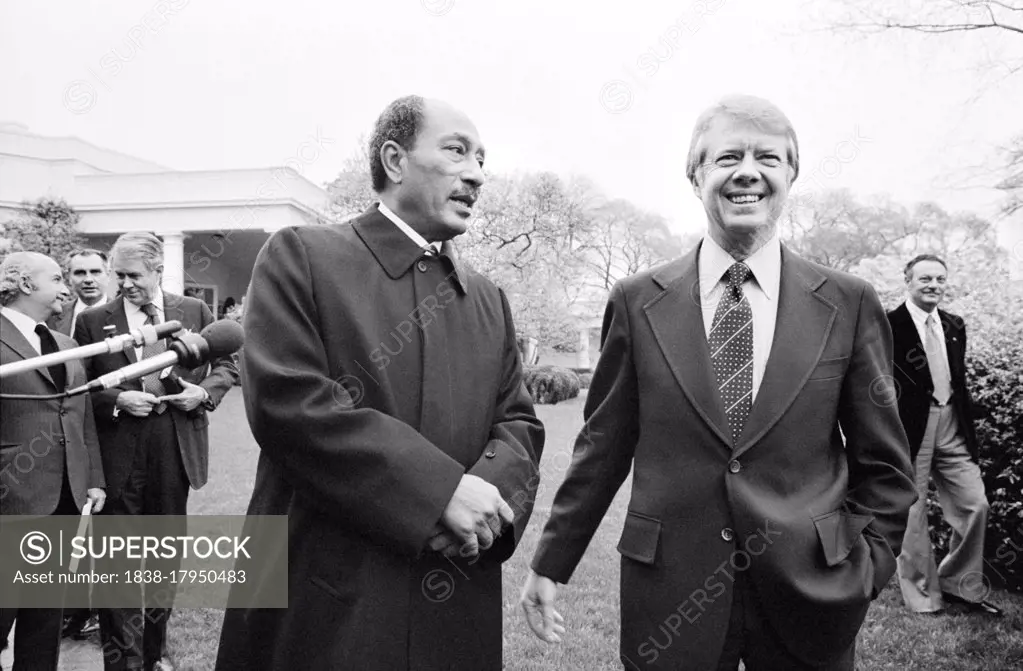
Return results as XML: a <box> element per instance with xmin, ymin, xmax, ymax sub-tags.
<box><xmin>324</xmin><ymin>135</ymin><xmax>375</xmax><ymax>222</ymax></box>
<box><xmin>821</xmin><ymin>0</ymin><xmax>1023</xmax><ymax>218</ymax></box>
<box><xmin>1</xmin><ymin>197</ymin><xmax>86</xmax><ymax>263</ymax></box>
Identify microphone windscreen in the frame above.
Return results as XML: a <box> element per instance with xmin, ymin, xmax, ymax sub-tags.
<box><xmin>199</xmin><ymin>320</ymin><xmax>245</xmax><ymax>357</ymax></box>
<box><xmin>154</xmin><ymin>320</ymin><xmax>183</xmax><ymax>338</ymax></box>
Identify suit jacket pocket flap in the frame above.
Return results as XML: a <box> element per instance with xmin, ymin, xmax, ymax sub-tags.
<box><xmin>617</xmin><ymin>512</ymin><xmax>661</xmax><ymax>565</ymax></box>
<box><xmin>808</xmin><ymin>356</ymin><xmax>850</xmax><ymax>380</ymax></box>
<box><xmin>813</xmin><ymin>510</ymin><xmax>874</xmax><ymax>567</ymax></box>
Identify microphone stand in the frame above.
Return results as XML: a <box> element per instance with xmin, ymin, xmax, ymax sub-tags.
<box><xmin>0</xmin><ymin>320</ymin><xmax>182</xmax><ymax>380</ymax></box>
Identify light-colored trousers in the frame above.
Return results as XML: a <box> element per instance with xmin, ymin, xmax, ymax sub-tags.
<box><xmin>897</xmin><ymin>404</ymin><xmax>990</xmax><ymax>612</ymax></box>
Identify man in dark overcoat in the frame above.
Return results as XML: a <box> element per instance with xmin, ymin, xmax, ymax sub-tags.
<box><xmin>215</xmin><ymin>95</ymin><xmax>545</xmax><ymax>671</ymax></box>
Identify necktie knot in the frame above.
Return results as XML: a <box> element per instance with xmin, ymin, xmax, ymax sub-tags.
<box><xmin>34</xmin><ymin>323</ymin><xmax>49</xmax><ymax>338</ymax></box>
<box><xmin>142</xmin><ymin>303</ymin><xmax>160</xmax><ymax>323</ymax></box>
<box><xmin>725</xmin><ymin>263</ymin><xmax>751</xmax><ymax>297</ymax></box>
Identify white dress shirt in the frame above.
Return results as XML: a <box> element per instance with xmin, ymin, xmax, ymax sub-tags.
<box><xmin>378</xmin><ymin>202</ymin><xmax>442</xmax><ymax>254</ymax></box>
<box><xmin>72</xmin><ymin>295</ymin><xmax>107</xmax><ymax>325</ymax></box>
<box><xmin>905</xmin><ymin>299</ymin><xmax>949</xmax><ymax>366</ymax></box>
<box><xmin>1</xmin><ymin>306</ymin><xmax>45</xmax><ymax>355</ymax></box>
<box><xmin>124</xmin><ymin>289</ymin><xmax>165</xmax><ymax>362</ymax></box>
<box><xmin>698</xmin><ymin>234</ymin><xmax>781</xmax><ymax>401</ymax></box>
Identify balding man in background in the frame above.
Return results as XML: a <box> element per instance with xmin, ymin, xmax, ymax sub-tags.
<box><xmin>1</xmin><ymin>251</ymin><xmax>106</xmax><ymax>671</ymax></box>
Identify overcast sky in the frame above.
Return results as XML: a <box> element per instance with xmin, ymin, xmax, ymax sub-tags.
<box><xmin>2</xmin><ymin>0</ymin><xmax>1020</xmax><ymax>246</ymax></box>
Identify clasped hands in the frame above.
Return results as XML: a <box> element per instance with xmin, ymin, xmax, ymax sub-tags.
<box><xmin>428</xmin><ymin>474</ymin><xmax>514</xmax><ymax>560</ymax></box>
<box><xmin>115</xmin><ymin>379</ymin><xmax>206</xmax><ymax>417</ymax></box>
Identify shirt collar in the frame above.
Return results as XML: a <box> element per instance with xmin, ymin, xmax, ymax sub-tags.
<box><xmin>905</xmin><ymin>299</ymin><xmax>938</xmax><ymax>329</ymax></box>
<box><xmin>699</xmin><ymin>233</ymin><xmax>781</xmax><ymax>300</ymax></box>
<box><xmin>0</xmin><ymin>306</ymin><xmax>45</xmax><ymax>345</ymax></box>
<box><xmin>353</xmin><ymin>204</ymin><xmax>467</xmax><ymax>295</ymax></box>
<box><xmin>124</xmin><ymin>289</ymin><xmax>165</xmax><ymax>317</ymax></box>
<box><xmin>378</xmin><ymin>202</ymin><xmax>442</xmax><ymax>255</ymax></box>
<box><xmin>74</xmin><ymin>295</ymin><xmax>107</xmax><ymax>315</ymax></box>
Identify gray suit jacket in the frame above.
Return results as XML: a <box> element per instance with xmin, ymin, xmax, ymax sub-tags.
<box><xmin>1</xmin><ymin>314</ymin><xmax>105</xmax><ymax>515</ymax></box>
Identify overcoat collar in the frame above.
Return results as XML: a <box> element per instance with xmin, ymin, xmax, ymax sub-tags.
<box><xmin>351</xmin><ymin>204</ymin><xmax>467</xmax><ymax>294</ymax></box>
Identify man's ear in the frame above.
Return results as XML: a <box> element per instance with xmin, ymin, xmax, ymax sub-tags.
<box><xmin>690</xmin><ymin>174</ymin><xmax>702</xmax><ymax>200</ymax></box>
<box><xmin>380</xmin><ymin>141</ymin><xmax>406</xmax><ymax>186</ymax></box>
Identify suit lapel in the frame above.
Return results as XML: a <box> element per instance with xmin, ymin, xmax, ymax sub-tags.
<box><xmin>0</xmin><ymin>313</ymin><xmax>58</xmax><ymax>388</ymax></box>
<box><xmin>890</xmin><ymin>303</ymin><xmax>928</xmax><ymax>388</ymax></box>
<box><xmin>734</xmin><ymin>247</ymin><xmax>837</xmax><ymax>457</ymax></box>
<box><xmin>163</xmin><ymin>293</ymin><xmax>186</xmax><ymax>328</ymax></box>
<box><xmin>643</xmin><ymin>245</ymin><xmax>732</xmax><ymax>449</ymax></box>
<box><xmin>939</xmin><ymin>308</ymin><xmax>963</xmax><ymax>380</ymax></box>
<box><xmin>105</xmin><ymin>298</ymin><xmax>136</xmax><ymax>364</ymax></box>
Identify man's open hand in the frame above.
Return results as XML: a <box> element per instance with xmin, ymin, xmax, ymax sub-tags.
<box><xmin>520</xmin><ymin>570</ymin><xmax>565</xmax><ymax>643</ymax></box>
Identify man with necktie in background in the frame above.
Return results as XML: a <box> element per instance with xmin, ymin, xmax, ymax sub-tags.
<box><xmin>47</xmin><ymin>249</ymin><xmax>111</xmax><ymax>338</ymax></box>
<box><xmin>889</xmin><ymin>254</ymin><xmax>1002</xmax><ymax>617</ymax></box>
<box><xmin>0</xmin><ymin>251</ymin><xmax>106</xmax><ymax>671</ymax></box>
<box><xmin>45</xmin><ymin>247</ymin><xmax>111</xmax><ymax>641</ymax></box>
<box><xmin>73</xmin><ymin>232</ymin><xmax>239</xmax><ymax>671</ymax></box>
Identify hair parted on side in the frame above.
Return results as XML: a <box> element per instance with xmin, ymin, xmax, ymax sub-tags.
<box><xmin>110</xmin><ymin>232</ymin><xmax>164</xmax><ymax>271</ymax></box>
<box><xmin>685</xmin><ymin>94</ymin><xmax>800</xmax><ymax>187</ymax></box>
<box><xmin>904</xmin><ymin>253</ymin><xmax>948</xmax><ymax>281</ymax></box>
<box><xmin>368</xmin><ymin>95</ymin><xmax>427</xmax><ymax>193</ymax></box>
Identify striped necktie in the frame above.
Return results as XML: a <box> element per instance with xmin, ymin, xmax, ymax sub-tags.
<box><xmin>141</xmin><ymin>303</ymin><xmax>167</xmax><ymax>413</ymax></box>
<box><xmin>709</xmin><ymin>263</ymin><xmax>754</xmax><ymax>447</ymax></box>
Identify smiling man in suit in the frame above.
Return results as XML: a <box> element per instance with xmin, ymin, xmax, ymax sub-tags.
<box><xmin>520</xmin><ymin>94</ymin><xmax>917</xmax><ymax>670</ymax></box>
<box><xmin>0</xmin><ymin>251</ymin><xmax>106</xmax><ymax>671</ymax></box>
<box><xmin>889</xmin><ymin>255</ymin><xmax>1001</xmax><ymax>617</ymax></box>
<box><xmin>73</xmin><ymin>232</ymin><xmax>239</xmax><ymax>671</ymax></box>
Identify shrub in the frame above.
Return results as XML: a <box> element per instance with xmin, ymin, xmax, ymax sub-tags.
<box><xmin>928</xmin><ymin>289</ymin><xmax>1023</xmax><ymax>592</ymax></box>
<box><xmin>523</xmin><ymin>365</ymin><xmax>580</xmax><ymax>405</ymax></box>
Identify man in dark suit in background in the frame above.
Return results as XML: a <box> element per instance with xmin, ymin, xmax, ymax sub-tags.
<box><xmin>47</xmin><ymin>249</ymin><xmax>111</xmax><ymax>338</ymax></box>
<box><xmin>74</xmin><ymin>232</ymin><xmax>239</xmax><ymax>671</ymax></box>
<box><xmin>520</xmin><ymin>95</ymin><xmax>917</xmax><ymax>670</ymax></box>
<box><xmin>46</xmin><ymin>248</ymin><xmax>110</xmax><ymax>641</ymax></box>
<box><xmin>889</xmin><ymin>254</ymin><xmax>1001</xmax><ymax>617</ymax></box>
<box><xmin>0</xmin><ymin>251</ymin><xmax>106</xmax><ymax>671</ymax></box>
<box><xmin>215</xmin><ymin>95</ymin><xmax>544</xmax><ymax>671</ymax></box>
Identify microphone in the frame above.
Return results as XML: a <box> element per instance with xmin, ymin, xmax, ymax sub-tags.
<box><xmin>0</xmin><ymin>321</ymin><xmax>183</xmax><ymax>379</ymax></box>
<box><xmin>67</xmin><ymin>320</ymin><xmax>244</xmax><ymax>395</ymax></box>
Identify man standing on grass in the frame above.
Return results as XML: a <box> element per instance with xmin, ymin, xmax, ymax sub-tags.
<box><xmin>74</xmin><ymin>232</ymin><xmax>238</xmax><ymax>671</ymax></box>
<box><xmin>890</xmin><ymin>255</ymin><xmax>1001</xmax><ymax>617</ymax></box>
<box><xmin>520</xmin><ymin>94</ymin><xmax>917</xmax><ymax>670</ymax></box>
<box><xmin>215</xmin><ymin>95</ymin><xmax>544</xmax><ymax>671</ymax></box>
<box><xmin>0</xmin><ymin>251</ymin><xmax>106</xmax><ymax>671</ymax></box>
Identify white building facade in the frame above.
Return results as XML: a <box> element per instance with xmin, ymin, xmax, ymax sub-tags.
<box><xmin>0</xmin><ymin>121</ymin><xmax>328</xmax><ymax>315</ymax></box>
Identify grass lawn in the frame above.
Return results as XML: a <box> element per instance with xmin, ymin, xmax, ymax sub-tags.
<box><xmin>160</xmin><ymin>391</ymin><xmax>1023</xmax><ymax>670</ymax></box>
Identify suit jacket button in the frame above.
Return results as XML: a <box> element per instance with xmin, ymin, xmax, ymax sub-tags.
<box><xmin>59</xmin><ymin>408</ymin><xmax>68</xmax><ymax>416</ymax></box>
<box><xmin>728</xmin><ymin>459</ymin><xmax>741</xmax><ymax>474</ymax></box>
<box><xmin>721</xmin><ymin>528</ymin><xmax>734</xmax><ymax>542</ymax></box>
<box><xmin>417</xmin><ymin>261</ymin><xmax>428</xmax><ymax>272</ymax></box>
<box><xmin>485</xmin><ymin>449</ymin><xmax>497</xmax><ymax>458</ymax></box>
<box><xmin>59</xmin><ymin>438</ymin><xmax>67</xmax><ymax>447</ymax></box>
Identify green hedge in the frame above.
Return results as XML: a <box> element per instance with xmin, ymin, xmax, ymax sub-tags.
<box><xmin>928</xmin><ymin>292</ymin><xmax>1023</xmax><ymax>592</ymax></box>
<box><xmin>522</xmin><ymin>365</ymin><xmax>580</xmax><ymax>405</ymax></box>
